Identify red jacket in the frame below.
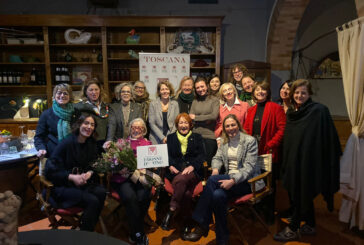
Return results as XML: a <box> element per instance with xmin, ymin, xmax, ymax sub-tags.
<box><xmin>243</xmin><ymin>101</ymin><xmax>286</xmax><ymax>163</ymax></box>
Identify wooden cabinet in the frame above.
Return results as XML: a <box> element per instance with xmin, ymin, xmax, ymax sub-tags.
<box><xmin>0</xmin><ymin>15</ymin><xmax>223</xmax><ymax>104</ymax></box>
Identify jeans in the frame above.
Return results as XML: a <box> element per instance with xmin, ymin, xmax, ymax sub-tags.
<box><xmin>192</xmin><ymin>174</ymin><xmax>251</xmax><ymax>244</ymax></box>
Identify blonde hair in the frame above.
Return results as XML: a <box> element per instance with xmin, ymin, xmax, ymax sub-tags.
<box><xmin>218</xmin><ymin>82</ymin><xmax>237</xmax><ymax>104</ymax></box>
<box><xmin>175</xmin><ymin>76</ymin><xmax>194</xmax><ymax>97</ymax></box>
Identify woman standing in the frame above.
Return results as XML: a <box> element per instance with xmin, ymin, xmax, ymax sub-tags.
<box><xmin>239</xmin><ymin>75</ymin><xmax>256</xmax><ymax>107</ymax></box>
<box><xmin>75</xmin><ymin>78</ymin><xmax>109</xmax><ymax>152</ymax></box>
<box><xmin>243</xmin><ymin>81</ymin><xmax>286</xmax><ymax>222</ymax></box>
<box><xmin>215</xmin><ymin>83</ymin><xmax>249</xmax><ymax>142</ymax></box>
<box><xmin>243</xmin><ymin>81</ymin><xmax>286</xmax><ymax>167</ymax></box>
<box><xmin>133</xmin><ymin>81</ymin><xmax>151</xmax><ymax>122</ymax></box>
<box><xmin>161</xmin><ymin>113</ymin><xmax>205</xmax><ymax>234</ymax></box>
<box><xmin>277</xmin><ymin>80</ymin><xmax>293</xmax><ymax>113</ymax></box>
<box><xmin>109</xmin><ymin>118</ymin><xmax>151</xmax><ymax>245</ymax></box>
<box><xmin>274</xmin><ymin>79</ymin><xmax>341</xmax><ymax>242</ymax></box>
<box><xmin>190</xmin><ymin>77</ymin><xmax>219</xmax><ymax>167</ymax></box>
<box><xmin>208</xmin><ymin>74</ymin><xmax>221</xmax><ymax>97</ymax></box>
<box><xmin>106</xmin><ymin>83</ymin><xmax>142</xmax><ymax>141</ymax></box>
<box><xmin>183</xmin><ymin>114</ymin><xmax>263</xmax><ymax>245</ymax></box>
<box><xmin>35</xmin><ymin>84</ymin><xmax>76</xmax><ymax>158</ymax></box>
<box><xmin>44</xmin><ymin>114</ymin><xmax>106</xmax><ymax>231</ymax></box>
<box><xmin>228</xmin><ymin>63</ymin><xmax>248</xmax><ymax>97</ymax></box>
<box><xmin>175</xmin><ymin>76</ymin><xmax>194</xmax><ymax>113</ymax></box>
<box><xmin>148</xmin><ymin>80</ymin><xmax>179</xmax><ymax>144</ymax></box>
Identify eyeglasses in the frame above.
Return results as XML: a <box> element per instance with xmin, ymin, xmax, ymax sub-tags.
<box><xmin>222</xmin><ymin>87</ymin><xmax>234</xmax><ymax>94</ymax></box>
<box><xmin>131</xmin><ymin>126</ymin><xmax>144</xmax><ymax>131</ymax></box>
<box><xmin>56</xmin><ymin>91</ymin><xmax>69</xmax><ymax>96</ymax></box>
<box><xmin>134</xmin><ymin>86</ymin><xmax>145</xmax><ymax>90</ymax></box>
<box><xmin>121</xmin><ymin>90</ymin><xmax>131</xmax><ymax>94</ymax></box>
<box><xmin>232</xmin><ymin>70</ymin><xmax>242</xmax><ymax>75</ymax></box>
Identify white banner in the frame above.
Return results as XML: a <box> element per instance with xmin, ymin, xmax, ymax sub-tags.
<box><xmin>139</xmin><ymin>53</ymin><xmax>190</xmax><ymax>97</ymax></box>
<box><xmin>136</xmin><ymin>144</ymin><xmax>169</xmax><ymax>169</ymax></box>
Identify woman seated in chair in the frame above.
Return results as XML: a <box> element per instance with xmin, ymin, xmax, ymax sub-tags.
<box><xmin>183</xmin><ymin>114</ymin><xmax>264</xmax><ymax>245</ymax></box>
<box><xmin>108</xmin><ymin>118</ymin><xmax>151</xmax><ymax>245</ymax></box>
<box><xmin>161</xmin><ymin>113</ymin><xmax>205</xmax><ymax>234</ymax></box>
<box><xmin>44</xmin><ymin>114</ymin><xmax>106</xmax><ymax>231</ymax></box>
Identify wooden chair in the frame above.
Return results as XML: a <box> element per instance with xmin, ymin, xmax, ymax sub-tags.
<box><xmin>228</xmin><ymin>153</ymin><xmax>273</xmax><ymax>244</ymax></box>
<box><xmin>36</xmin><ymin>160</ymin><xmax>107</xmax><ymax>233</ymax></box>
<box><xmin>36</xmin><ymin>174</ymin><xmax>83</xmax><ymax>229</ymax></box>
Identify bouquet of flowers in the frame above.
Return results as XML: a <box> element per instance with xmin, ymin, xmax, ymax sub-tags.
<box><xmin>93</xmin><ymin>138</ymin><xmax>162</xmax><ymax>188</ymax></box>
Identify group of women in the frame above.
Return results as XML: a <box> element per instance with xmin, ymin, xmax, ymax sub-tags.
<box><xmin>34</xmin><ymin>64</ymin><xmax>341</xmax><ymax>244</ymax></box>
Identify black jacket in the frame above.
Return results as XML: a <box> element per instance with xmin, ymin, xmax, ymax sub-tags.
<box><xmin>166</xmin><ymin>132</ymin><xmax>205</xmax><ymax>180</ymax></box>
<box><xmin>281</xmin><ymin>98</ymin><xmax>342</xmax><ymax>213</ymax></box>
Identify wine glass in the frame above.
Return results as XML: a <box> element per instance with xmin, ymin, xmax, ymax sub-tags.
<box><xmin>19</xmin><ymin>126</ymin><xmax>28</xmax><ymax>151</ymax></box>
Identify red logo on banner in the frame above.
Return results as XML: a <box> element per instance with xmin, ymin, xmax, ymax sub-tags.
<box><xmin>148</xmin><ymin>146</ymin><xmax>157</xmax><ymax>155</ymax></box>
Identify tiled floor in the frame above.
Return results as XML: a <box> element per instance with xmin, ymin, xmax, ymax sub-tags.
<box><xmin>19</xmin><ymin>180</ymin><xmax>364</xmax><ymax>245</ymax></box>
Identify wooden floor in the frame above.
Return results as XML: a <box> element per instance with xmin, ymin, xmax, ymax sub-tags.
<box><xmin>18</xmin><ymin>176</ymin><xmax>364</xmax><ymax>245</ymax></box>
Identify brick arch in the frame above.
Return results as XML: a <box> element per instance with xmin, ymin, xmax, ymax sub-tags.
<box><xmin>267</xmin><ymin>0</ymin><xmax>310</xmax><ymax>70</ymax></box>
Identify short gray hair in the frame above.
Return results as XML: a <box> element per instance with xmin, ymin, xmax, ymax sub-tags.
<box><xmin>53</xmin><ymin>83</ymin><xmax>73</xmax><ymax>101</ymax></box>
<box><xmin>129</xmin><ymin>118</ymin><xmax>147</xmax><ymax>136</ymax></box>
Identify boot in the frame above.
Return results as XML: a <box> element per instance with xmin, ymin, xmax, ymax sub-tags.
<box><xmin>161</xmin><ymin>209</ymin><xmax>174</xmax><ymax>230</ymax></box>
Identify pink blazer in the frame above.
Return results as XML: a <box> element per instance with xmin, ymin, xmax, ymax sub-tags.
<box><xmin>215</xmin><ymin>99</ymin><xmax>249</xmax><ymax>138</ymax></box>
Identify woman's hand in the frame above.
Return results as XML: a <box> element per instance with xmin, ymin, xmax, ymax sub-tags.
<box><xmin>82</xmin><ymin>171</ymin><xmax>93</xmax><ymax>181</ymax></box>
<box><xmin>219</xmin><ymin>179</ymin><xmax>235</xmax><ymax>190</ymax></box>
<box><xmin>103</xmin><ymin>141</ymin><xmax>112</xmax><ymax>149</ymax></box>
<box><xmin>37</xmin><ymin>149</ymin><xmax>47</xmax><ymax>158</ymax></box>
<box><xmin>216</xmin><ymin>138</ymin><xmax>221</xmax><ymax>148</ymax></box>
<box><xmin>182</xmin><ymin>166</ymin><xmax>194</xmax><ymax>175</ymax></box>
<box><xmin>169</xmin><ymin>166</ymin><xmax>180</xmax><ymax>174</ymax></box>
<box><xmin>211</xmin><ymin>168</ymin><xmax>219</xmax><ymax>176</ymax></box>
<box><xmin>162</xmin><ymin>137</ymin><xmax>167</xmax><ymax>144</ymax></box>
<box><xmin>68</xmin><ymin>174</ymin><xmax>87</xmax><ymax>187</ymax></box>
<box><xmin>189</xmin><ymin>114</ymin><xmax>195</xmax><ymax>120</ymax></box>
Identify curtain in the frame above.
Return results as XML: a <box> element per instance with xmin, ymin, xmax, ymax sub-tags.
<box><xmin>337</xmin><ymin>17</ymin><xmax>364</xmax><ymax>230</ymax></box>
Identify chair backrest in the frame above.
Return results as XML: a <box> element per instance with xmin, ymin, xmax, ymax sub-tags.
<box><xmin>257</xmin><ymin>153</ymin><xmax>272</xmax><ymax>172</ymax></box>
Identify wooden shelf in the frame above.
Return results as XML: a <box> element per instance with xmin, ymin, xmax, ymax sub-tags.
<box><xmin>49</xmin><ymin>44</ymin><xmax>102</xmax><ymax>47</ymax></box>
<box><xmin>0</xmin><ymin>85</ymin><xmax>46</xmax><ymax>95</ymax></box>
<box><xmin>108</xmin><ymin>58</ymin><xmax>139</xmax><ymax>61</ymax></box>
<box><xmin>0</xmin><ymin>44</ymin><xmax>44</xmax><ymax>47</ymax></box>
<box><xmin>190</xmin><ymin>66</ymin><xmax>216</xmax><ymax>69</ymax></box>
<box><xmin>50</xmin><ymin>62</ymin><xmax>102</xmax><ymax>65</ymax></box>
<box><xmin>108</xmin><ymin>43</ymin><xmax>160</xmax><ymax>47</ymax></box>
<box><xmin>0</xmin><ymin>62</ymin><xmax>45</xmax><ymax>65</ymax></box>
<box><xmin>190</xmin><ymin>53</ymin><xmax>216</xmax><ymax>56</ymax></box>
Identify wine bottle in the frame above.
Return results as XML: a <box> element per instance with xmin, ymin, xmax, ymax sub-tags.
<box><xmin>55</xmin><ymin>67</ymin><xmax>61</xmax><ymax>84</ymax></box>
<box><xmin>30</xmin><ymin>68</ymin><xmax>37</xmax><ymax>85</ymax></box>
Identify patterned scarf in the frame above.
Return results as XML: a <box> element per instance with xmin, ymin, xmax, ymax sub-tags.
<box><xmin>52</xmin><ymin>99</ymin><xmax>74</xmax><ymax>141</ymax></box>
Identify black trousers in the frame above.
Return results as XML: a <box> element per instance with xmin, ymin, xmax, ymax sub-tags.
<box><xmin>113</xmin><ymin>180</ymin><xmax>151</xmax><ymax>236</ymax></box>
<box><xmin>203</xmin><ymin>138</ymin><xmax>218</xmax><ymax>167</ymax></box>
<box><xmin>78</xmin><ymin>185</ymin><xmax>107</xmax><ymax>231</ymax></box>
